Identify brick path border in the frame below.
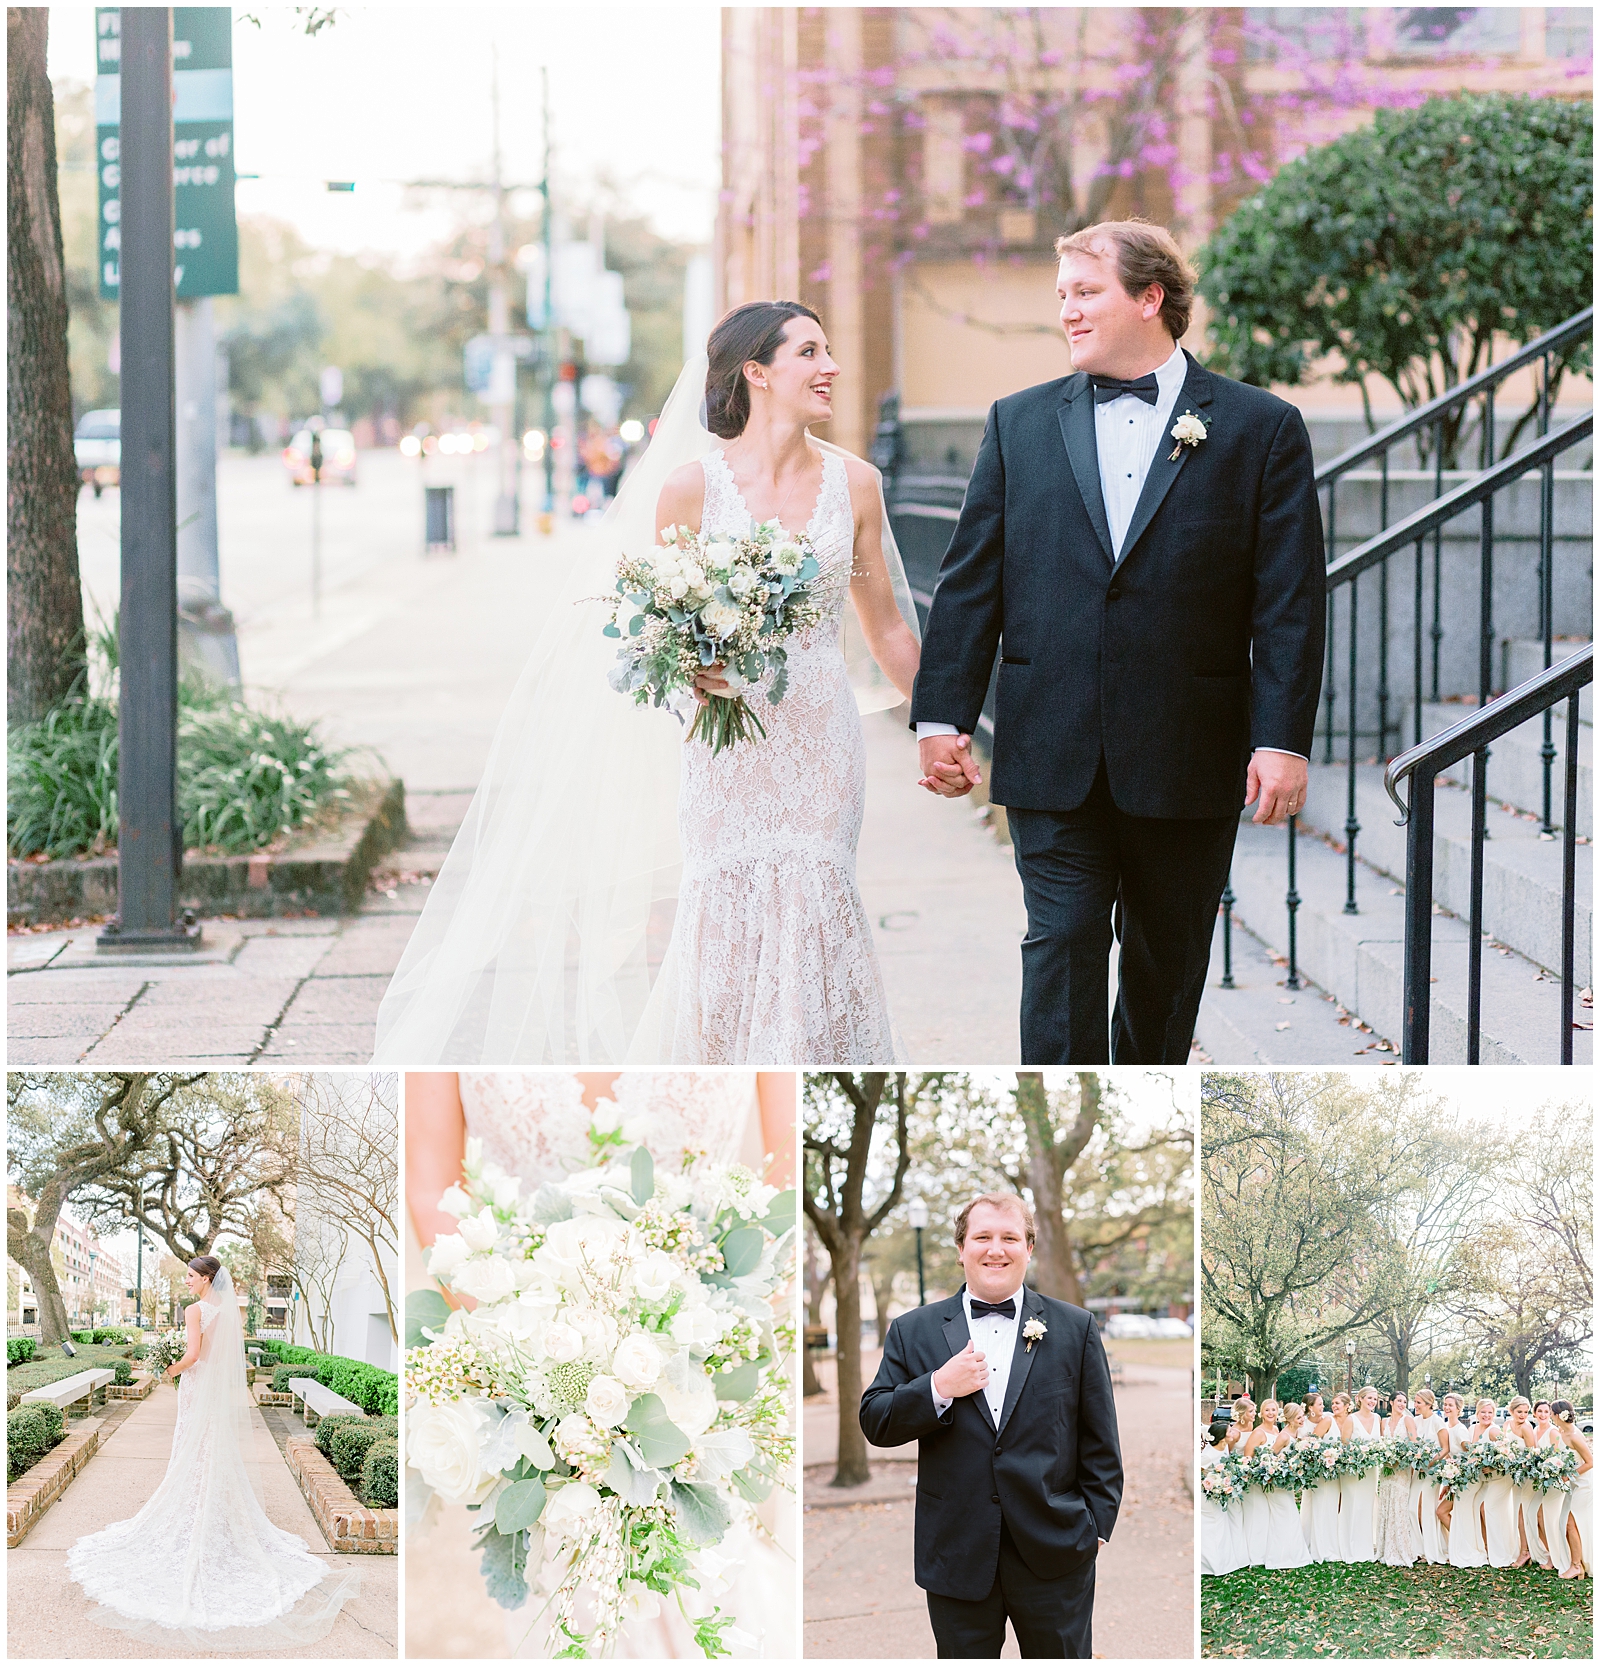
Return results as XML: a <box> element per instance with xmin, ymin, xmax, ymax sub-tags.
<box><xmin>5</xmin><ymin>1416</ymin><xmax>104</xmax><ymax>1548</ymax></box>
<box><xmin>284</xmin><ymin>1435</ymin><xmax>397</xmax><ymax>1555</ymax></box>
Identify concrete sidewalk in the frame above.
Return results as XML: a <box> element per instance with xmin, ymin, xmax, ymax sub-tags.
<box><xmin>802</xmin><ymin>1351</ymin><xmax>1195</xmax><ymax>1659</ymax></box>
<box><xmin>5</xmin><ymin>1378</ymin><xmax>395</xmax><ymax>1658</ymax></box>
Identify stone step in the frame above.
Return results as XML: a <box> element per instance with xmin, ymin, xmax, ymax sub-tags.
<box><xmin>1503</xmin><ymin>637</ymin><xmax>1593</xmax><ymax>717</ymax></box>
<box><xmin>1300</xmin><ymin>765</ymin><xmax>1592</xmax><ymax>982</ymax></box>
<box><xmin>1398</xmin><ymin>699</ymin><xmax>1594</xmax><ymax>837</ymax></box>
<box><xmin>1220</xmin><ymin>818</ymin><xmax>1592</xmax><ymax>1065</ymax></box>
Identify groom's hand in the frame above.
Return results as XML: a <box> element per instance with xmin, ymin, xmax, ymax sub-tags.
<box><xmin>918</xmin><ymin>733</ymin><xmax>983</xmax><ymax>797</ymax></box>
<box><xmin>1245</xmin><ymin>750</ymin><xmax>1307</xmax><ymax>826</ymax></box>
<box><xmin>932</xmin><ymin>1340</ymin><xmax>990</xmax><ymax>1398</ymax></box>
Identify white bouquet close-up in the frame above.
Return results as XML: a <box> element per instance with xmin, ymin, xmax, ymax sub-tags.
<box><xmin>405</xmin><ymin>1126</ymin><xmax>796</xmax><ymax>1660</ymax></box>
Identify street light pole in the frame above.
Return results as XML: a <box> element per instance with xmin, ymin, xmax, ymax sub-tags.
<box><xmin>1345</xmin><ymin>1337</ymin><xmax>1356</xmax><ymax>1398</ymax></box>
<box><xmin>539</xmin><ymin>64</ymin><xmax>556</xmax><ymax>532</ymax></box>
<box><xmin>135</xmin><ymin>1192</ymin><xmax>144</xmax><ymax>1329</ymax></box>
<box><xmin>488</xmin><ymin>46</ymin><xmax>519</xmax><ymax>536</ymax></box>
<box><xmin>907</xmin><ymin>1197</ymin><xmax>928</xmax><ymax>1308</ymax></box>
<box><xmin>99</xmin><ymin>7</ymin><xmax>199</xmax><ymax>957</ymax></box>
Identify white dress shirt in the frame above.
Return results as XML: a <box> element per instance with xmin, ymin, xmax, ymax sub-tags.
<box><xmin>918</xmin><ymin>339</ymin><xmax>1302</xmax><ymax>758</ymax></box>
<box><xmin>931</xmin><ymin>1283</ymin><xmax>1024</xmax><ymax>1425</ymax></box>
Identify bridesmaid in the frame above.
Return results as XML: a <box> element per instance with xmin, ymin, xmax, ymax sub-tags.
<box><xmin>1551</xmin><ymin>1399</ymin><xmax>1592</xmax><ymax>1578</ymax></box>
<box><xmin>1225</xmin><ymin>1396</ymin><xmax>1256</xmax><ymax>1455</ymax></box>
<box><xmin>1339</xmin><ymin>1386</ymin><xmax>1383</xmax><ymax>1563</ymax></box>
<box><xmin>1261</xmin><ymin>1401</ymin><xmax>1313</xmax><ymax>1570</ymax></box>
<box><xmin>1375</xmin><ymin>1390</ymin><xmax>1421</xmax><ymax>1566</ymax></box>
<box><xmin>1527</xmin><ymin>1401</ymin><xmax>1564</xmax><ymax>1570</ymax></box>
<box><xmin>1505</xmin><ymin>1397</ymin><xmax>1545</xmax><ymax>1568</ymax></box>
<box><xmin>1239</xmin><ymin>1401</ymin><xmax>1281</xmax><ymax>1569</ymax></box>
<box><xmin>1472</xmin><ymin>1398</ymin><xmax>1518</xmax><ymax>1569</ymax></box>
<box><xmin>1444</xmin><ymin>1394</ymin><xmax>1488</xmax><ymax>1568</ymax></box>
<box><xmin>1201</xmin><ymin>1420</ymin><xmax>1249</xmax><ymax>1577</ymax></box>
<box><xmin>1301</xmin><ymin>1393</ymin><xmax>1341</xmax><ymax>1562</ymax></box>
<box><xmin>1412</xmin><ymin>1389</ymin><xmax>1447</xmax><ymax>1563</ymax></box>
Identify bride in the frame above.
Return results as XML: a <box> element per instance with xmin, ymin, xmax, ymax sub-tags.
<box><xmin>66</xmin><ymin>1257</ymin><xmax>358</xmax><ymax>1650</ymax></box>
<box><xmin>404</xmin><ymin>1069</ymin><xmax>798</xmax><ymax>1658</ymax></box>
<box><xmin>373</xmin><ymin>302</ymin><xmax>922</xmax><ymax>1067</ymax></box>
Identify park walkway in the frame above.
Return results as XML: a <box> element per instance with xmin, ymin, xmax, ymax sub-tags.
<box><xmin>5</xmin><ymin>1378</ymin><xmax>395</xmax><ymax>1659</ymax></box>
<box><xmin>803</xmin><ymin>1346</ymin><xmax>1194</xmax><ymax>1658</ymax></box>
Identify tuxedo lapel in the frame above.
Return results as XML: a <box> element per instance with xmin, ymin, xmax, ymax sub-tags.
<box><xmin>941</xmin><ymin>1290</ymin><xmax>995</xmax><ymax>1432</ymax></box>
<box><xmin>1057</xmin><ymin>378</ymin><xmax>1115</xmax><ymax>565</ymax></box>
<box><xmin>995</xmin><ymin>1288</ymin><xmax>1044</xmax><ymax>1438</ymax></box>
<box><xmin>1113</xmin><ymin>350</ymin><xmax>1213</xmax><ymax>570</ymax></box>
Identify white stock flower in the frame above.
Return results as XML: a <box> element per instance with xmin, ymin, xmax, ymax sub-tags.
<box><xmin>585</xmin><ymin>1374</ymin><xmax>631</xmax><ymax>1427</ymax></box>
<box><xmin>612</xmin><ymin>1333</ymin><xmax>664</xmax><ymax>1389</ymax></box>
<box><xmin>408</xmin><ymin>1401</ymin><xmax>495</xmax><ymax>1505</ymax></box>
<box><xmin>453</xmin><ymin>1255</ymin><xmax>517</xmax><ymax>1306</ymax></box>
<box><xmin>457</xmin><ymin>1207</ymin><xmax>500</xmax><ymax>1253</ymax></box>
<box><xmin>437</xmin><ymin>1184</ymin><xmax>473</xmax><ymax>1218</ymax></box>
<box><xmin>726</xmin><ymin>567</ymin><xmax>756</xmax><ymax>598</ymax></box>
<box><xmin>543</xmin><ymin>1480</ymin><xmax>603</xmax><ymax>1538</ymax></box>
<box><xmin>670</xmin><ymin>1305</ymin><xmax>725</xmax><ymax>1350</ymax></box>
<box><xmin>591</xmin><ymin>1098</ymin><xmax>622</xmax><ymax>1135</ymax></box>
<box><xmin>541</xmin><ymin>1320</ymin><xmax>584</xmax><ymax>1363</ymax></box>
<box><xmin>486</xmin><ymin>1170</ymin><xmax>522</xmax><ymax>1211</ymax></box>
<box><xmin>632</xmin><ymin>1250</ymin><xmax>679</xmax><ymax>1303</ymax></box>
<box><xmin>426</xmin><ymin>1232</ymin><xmax>471</xmax><ymax>1281</ymax></box>
<box><xmin>699</xmin><ymin>600</ymin><xmax>742</xmax><ymax>639</ymax></box>
<box><xmin>660</xmin><ymin>524</ymin><xmax>680</xmax><ymax>545</ymax></box>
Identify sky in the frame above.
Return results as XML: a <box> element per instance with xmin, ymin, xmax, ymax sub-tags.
<box><xmin>47</xmin><ymin>4</ymin><xmax>722</xmax><ymax>257</ymax></box>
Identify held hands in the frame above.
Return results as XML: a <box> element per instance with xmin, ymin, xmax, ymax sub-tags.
<box><xmin>1245</xmin><ymin>750</ymin><xmax>1307</xmax><ymax>826</ymax></box>
<box><xmin>919</xmin><ymin>733</ymin><xmax>983</xmax><ymax>798</ymax></box>
<box><xmin>932</xmin><ymin>1339</ymin><xmax>990</xmax><ymax>1399</ymax></box>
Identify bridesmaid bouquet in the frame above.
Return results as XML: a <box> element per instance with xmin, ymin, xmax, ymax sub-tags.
<box><xmin>602</xmin><ymin>521</ymin><xmax>826</xmax><ymax>754</ymax></box>
<box><xmin>1435</xmin><ymin>1440</ymin><xmax>1493</xmax><ymax>1501</ymax></box>
<box><xmin>405</xmin><ymin>1135</ymin><xmax>796</xmax><ymax>1659</ymax></box>
<box><xmin>1200</xmin><ymin>1452</ymin><xmax>1247</xmax><ymax>1511</ymax></box>
<box><xmin>1529</xmin><ymin>1442</ymin><xmax>1581</xmax><ymax>1493</ymax></box>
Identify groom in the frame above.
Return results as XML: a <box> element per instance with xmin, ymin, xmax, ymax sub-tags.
<box><xmin>911</xmin><ymin>218</ymin><xmax>1325</xmax><ymax>1064</ymax></box>
<box><xmin>860</xmin><ymin>1194</ymin><xmax>1122</xmax><ymax>1659</ymax></box>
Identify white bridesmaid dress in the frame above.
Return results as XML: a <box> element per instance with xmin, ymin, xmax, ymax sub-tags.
<box><xmin>1339</xmin><ymin>1412</ymin><xmax>1381</xmax><ymax>1563</ymax></box>
<box><xmin>1446</xmin><ymin>1421</ymin><xmax>1488</xmax><ymax>1568</ymax></box>
<box><xmin>1239</xmin><ymin>1435</ymin><xmax>1272</xmax><ymax>1568</ymax></box>
<box><xmin>1200</xmin><ymin>1445</ymin><xmax>1249</xmax><ymax>1577</ymax></box>
<box><xmin>1477</xmin><ymin>1430</ymin><xmax>1518</xmax><ymax>1568</ymax></box>
<box><xmin>1261</xmin><ymin>1440</ymin><xmax>1314</xmax><ymax>1570</ymax></box>
<box><xmin>1301</xmin><ymin>1426</ymin><xmax>1343</xmax><ymax>1562</ymax></box>
<box><xmin>1518</xmin><ymin>1428</ymin><xmax>1556</xmax><ymax>1568</ymax></box>
<box><xmin>1566</xmin><ymin>1454</ymin><xmax>1593</xmax><ymax>1575</ymax></box>
<box><xmin>1413</xmin><ymin>1413</ymin><xmax>1447</xmax><ymax>1564</ymax></box>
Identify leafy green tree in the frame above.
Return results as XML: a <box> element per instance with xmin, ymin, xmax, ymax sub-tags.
<box><xmin>1199</xmin><ymin>93</ymin><xmax>1593</xmax><ymax>462</ymax></box>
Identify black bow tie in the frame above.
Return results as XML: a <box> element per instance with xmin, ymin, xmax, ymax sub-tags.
<box><xmin>1091</xmin><ymin>373</ymin><xmax>1159</xmax><ymax>406</ymax></box>
<box><xmin>970</xmin><ymin>1298</ymin><xmax>1016</xmax><ymax>1320</ymax></box>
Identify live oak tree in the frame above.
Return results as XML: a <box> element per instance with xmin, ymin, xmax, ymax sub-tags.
<box><xmin>804</xmin><ymin>1072</ymin><xmax>917</xmax><ymax>1488</ymax></box>
<box><xmin>7</xmin><ymin>6</ymin><xmax>87</xmax><ymax>722</ymax></box>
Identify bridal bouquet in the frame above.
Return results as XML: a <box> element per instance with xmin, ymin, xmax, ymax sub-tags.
<box><xmin>405</xmin><ymin>1135</ymin><xmax>796</xmax><ymax>1659</ymax></box>
<box><xmin>601</xmin><ymin>520</ymin><xmax>825</xmax><ymax>753</ymax></box>
<box><xmin>145</xmin><ymin>1328</ymin><xmax>187</xmax><ymax>1385</ymax></box>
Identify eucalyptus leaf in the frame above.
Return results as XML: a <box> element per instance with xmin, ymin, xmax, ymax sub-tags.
<box><xmin>760</xmin><ymin>1189</ymin><xmax>798</xmax><ymax>1235</ymax></box>
<box><xmin>602</xmin><ymin>622</ymin><xmax>621</xmax><ymax>638</ymax></box>
<box><xmin>712</xmin><ymin>1360</ymin><xmax>761</xmax><ymax>1402</ymax></box>
<box><xmin>623</xmin><ymin>1392</ymin><xmax>692</xmax><ymax>1469</ymax></box>
<box><xmin>494</xmin><ymin>1476</ymin><xmax>547</xmax><ymax>1535</ymax></box>
<box><xmin>404</xmin><ymin>1287</ymin><xmax>451</xmax><ymax>1348</ymax></box>
<box><xmin>631</xmin><ymin>1145</ymin><xmax>656</xmax><ymax>1206</ymax></box>
<box><xmin>670</xmin><ymin>1479</ymin><xmax>732</xmax><ymax>1546</ymax></box>
<box><xmin>720</xmin><ymin>1226</ymin><xmax>765</xmax><ymax>1278</ymax></box>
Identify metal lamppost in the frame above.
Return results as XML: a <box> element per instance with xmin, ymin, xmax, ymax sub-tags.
<box><xmin>907</xmin><ymin>1196</ymin><xmax>928</xmax><ymax>1308</ymax></box>
<box><xmin>134</xmin><ymin>1186</ymin><xmax>146</xmax><ymax>1328</ymax></box>
<box><xmin>1345</xmin><ymin>1337</ymin><xmax>1356</xmax><ymax>1398</ymax></box>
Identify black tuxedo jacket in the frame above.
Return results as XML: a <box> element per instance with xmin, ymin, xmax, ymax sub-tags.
<box><xmin>909</xmin><ymin>350</ymin><xmax>1326</xmax><ymax>819</ymax></box>
<box><xmin>859</xmin><ymin>1287</ymin><xmax>1123</xmax><ymax>1602</ymax></box>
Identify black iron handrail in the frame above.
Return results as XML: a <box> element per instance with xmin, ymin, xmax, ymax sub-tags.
<box><xmin>1384</xmin><ymin>644</ymin><xmax>1592</xmax><ymax>1065</ymax></box>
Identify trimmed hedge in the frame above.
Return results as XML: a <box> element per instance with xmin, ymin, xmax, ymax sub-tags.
<box><xmin>315</xmin><ymin>1413</ymin><xmax>398</xmax><ymax>1491</ymax></box>
<box><xmin>7</xmin><ymin>1338</ymin><xmax>38</xmax><ymax>1366</ymax></box>
<box><xmin>268</xmin><ymin>1347</ymin><xmax>398</xmax><ymax>1416</ymax></box>
<box><xmin>360</xmin><ymin>1436</ymin><xmax>399</xmax><ymax>1509</ymax></box>
<box><xmin>7</xmin><ymin>1402</ymin><xmax>65</xmax><ymax>1484</ymax></box>
<box><xmin>112</xmin><ymin>1359</ymin><xmax>134</xmax><ymax>1387</ymax></box>
<box><xmin>6</xmin><ymin>1342</ymin><xmax>137</xmax><ymax>1409</ymax></box>
<box><xmin>91</xmin><ymin>1327</ymin><xmax>138</xmax><ymax>1345</ymax></box>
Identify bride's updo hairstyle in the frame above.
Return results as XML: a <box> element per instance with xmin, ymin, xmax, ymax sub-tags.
<box><xmin>704</xmin><ymin>301</ymin><xmax>823</xmax><ymax>439</ymax></box>
<box><xmin>188</xmin><ymin>1254</ymin><xmax>222</xmax><ymax>1284</ymax></box>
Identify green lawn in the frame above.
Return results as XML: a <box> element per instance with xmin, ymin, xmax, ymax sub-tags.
<box><xmin>5</xmin><ymin>1342</ymin><xmax>135</xmax><ymax>1409</ymax></box>
<box><xmin>1203</xmin><ymin>1561</ymin><xmax>1593</xmax><ymax>1658</ymax></box>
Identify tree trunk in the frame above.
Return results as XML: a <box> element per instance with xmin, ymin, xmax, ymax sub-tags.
<box><xmin>7</xmin><ymin>7</ymin><xmax>86</xmax><ymax>722</ymax></box>
<box><xmin>803</xmin><ymin>1249</ymin><xmax>829</xmax><ymax>1397</ymax></box>
<box><xmin>5</xmin><ymin>1214</ymin><xmax>70</xmax><ymax>1342</ymax></box>
<box><xmin>871</xmin><ymin>1264</ymin><xmax>896</xmax><ymax>1347</ymax></box>
<box><xmin>1018</xmin><ymin>1070</ymin><xmax>1099</xmax><ymax>1307</ymax></box>
<box><xmin>831</xmin><ymin>1239</ymin><xmax>870</xmax><ymax>1487</ymax></box>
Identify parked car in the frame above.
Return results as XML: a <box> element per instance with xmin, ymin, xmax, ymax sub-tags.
<box><xmin>1105</xmin><ymin>1313</ymin><xmax>1159</xmax><ymax>1339</ymax></box>
<box><xmin>283</xmin><ymin>426</ymin><xmax>357</xmax><ymax>486</ymax></box>
<box><xmin>1150</xmin><ymin>1317</ymin><xmax>1194</xmax><ymax>1339</ymax></box>
<box><xmin>74</xmin><ymin>408</ymin><xmax>120</xmax><ymax>495</ymax></box>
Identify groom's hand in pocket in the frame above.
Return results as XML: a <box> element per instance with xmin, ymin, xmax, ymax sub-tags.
<box><xmin>932</xmin><ymin>1340</ymin><xmax>990</xmax><ymax>1398</ymax></box>
<box><xmin>919</xmin><ymin>733</ymin><xmax>983</xmax><ymax>797</ymax></box>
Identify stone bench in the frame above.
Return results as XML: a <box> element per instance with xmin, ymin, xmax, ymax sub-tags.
<box><xmin>287</xmin><ymin>1377</ymin><xmax>364</xmax><ymax>1428</ymax></box>
<box><xmin>19</xmin><ymin>1368</ymin><xmax>116</xmax><ymax>1426</ymax></box>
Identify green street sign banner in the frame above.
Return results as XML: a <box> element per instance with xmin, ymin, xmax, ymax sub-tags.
<box><xmin>95</xmin><ymin>7</ymin><xmax>239</xmax><ymax>299</ymax></box>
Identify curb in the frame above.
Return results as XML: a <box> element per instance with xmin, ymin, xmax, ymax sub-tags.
<box><xmin>8</xmin><ymin>777</ymin><xmax>407</xmax><ymax>928</ymax></box>
<box><xmin>5</xmin><ymin>1417</ymin><xmax>104</xmax><ymax>1548</ymax></box>
<box><xmin>284</xmin><ymin>1436</ymin><xmax>397</xmax><ymax>1555</ymax></box>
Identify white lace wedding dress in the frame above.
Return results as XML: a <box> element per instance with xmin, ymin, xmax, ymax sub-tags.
<box><xmin>425</xmin><ymin>1070</ymin><xmax>797</xmax><ymax>1659</ymax></box>
<box><xmin>634</xmin><ymin>448</ymin><xmax>901</xmax><ymax>1066</ymax></box>
<box><xmin>66</xmin><ymin>1268</ymin><xmax>355</xmax><ymax>1649</ymax></box>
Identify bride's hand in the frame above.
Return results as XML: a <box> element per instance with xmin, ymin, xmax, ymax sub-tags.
<box><xmin>692</xmin><ymin>663</ymin><xmax>731</xmax><ymax>706</ymax></box>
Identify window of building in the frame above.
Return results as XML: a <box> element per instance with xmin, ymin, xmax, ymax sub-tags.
<box><xmin>1388</xmin><ymin>8</ymin><xmax>1524</xmax><ymax>55</ymax></box>
<box><xmin>1244</xmin><ymin>8</ymin><xmax>1366</xmax><ymax>61</ymax></box>
<box><xmin>922</xmin><ymin>102</ymin><xmax>967</xmax><ymax>226</ymax></box>
<box><xmin>1545</xmin><ymin>7</ymin><xmax>1593</xmax><ymax>57</ymax></box>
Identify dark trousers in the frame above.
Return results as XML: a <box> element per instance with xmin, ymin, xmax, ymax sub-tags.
<box><xmin>1009</xmin><ymin>760</ymin><xmax>1239</xmax><ymax>1064</ymax></box>
<box><xmin>926</xmin><ymin>1520</ymin><xmax>1096</xmax><ymax>1659</ymax></box>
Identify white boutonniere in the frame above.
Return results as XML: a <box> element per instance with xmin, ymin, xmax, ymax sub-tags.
<box><xmin>1168</xmin><ymin>409</ymin><xmax>1208</xmax><ymax>461</ymax></box>
<box><xmin>1023</xmin><ymin>1317</ymin><xmax>1047</xmax><ymax>1353</ymax></box>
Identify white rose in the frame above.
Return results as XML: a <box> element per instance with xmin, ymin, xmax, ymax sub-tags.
<box><xmin>655</xmin><ymin>1367</ymin><xmax>718</xmax><ymax>1437</ymax></box>
<box><xmin>437</xmin><ymin>1184</ymin><xmax>474</xmax><ymax>1218</ymax></box>
<box><xmin>541</xmin><ymin>1320</ymin><xmax>584</xmax><ymax>1363</ymax></box>
<box><xmin>727</xmin><ymin>567</ymin><xmax>755</xmax><ymax>598</ymax></box>
<box><xmin>591</xmin><ymin>1098</ymin><xmax>622</xmax><ymax>1135</ymax></box>
<box><xmin>632</xmin><ymin>1250</ymin><xmax>679</xmax><ymax>1304</ymax></box>
<box><xmin>668</xmin><ymin>576</ymin><xmax>689</xmax><ymax>601</ymax></box>
<box><xmin>536</xmin><ymin>1216</ymin><xmax>632</xmax><ymax>1287</ymax></box>
<box><xmin>670</xmin><ymin>1305</ymin><xmax>726</xmax><ymax>1350</ymax></box>
<box><xmin>1170</xmin><ymin>412</ymin><xmax>1207</xmax><ymax>445</ymax></box>
<box><xmin>585</xmin><ymin>1374</ymin><xmax>631</xmax><ymax>1427</ymax></box>
<box><xmin>453</xmin><ymin>1255</ymin><xmax>517</xmax><ymax>1306</ymax></box>
<box><xmin>408</xmin><ymin>1400</ymin><xmax>495</xmax><ymax>1506</ymax></box>
<box><xmin>612</xmin><ymin>1333</ymin><xmax>664</xmax><ymax>1389</ymax></box>
<box><xmin>621</xmin><ymin>1115</ymin><xmax>650</xmax><ymax>1146</ymax></box>
<box><xmin>699</xmin><ymin>600</ymin><xmax>742</xmax><ymax>639</ymax></box>
<box><xmin>457</xmin><ymin>1207</ymin><xmax>500</xmax><ymax>1253</ymax></box>
<box><xmin>426</xmin><ymin>1231</ymin><xmax>471</xmax><ymax>1281</ymax></box>
<box><xmin>544</xmin><ymin>1480</ymin><xmax>603</xmax><ymax>1537</ymax></box>
<box><xmin>683</xmin><ymin>562</ymin><xmax>705</xmax><ymax>587</ymax></box>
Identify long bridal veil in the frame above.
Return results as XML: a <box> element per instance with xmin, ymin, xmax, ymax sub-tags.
<box><xmin>373</xmin><ymin>352</ymin><xmax>921</xmax><ymax>1066</ymax></box>
<box><xmin>66</xmin><ymin>1266</ymin><xmax>360</xmax><ymax>1650</ymax></box>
